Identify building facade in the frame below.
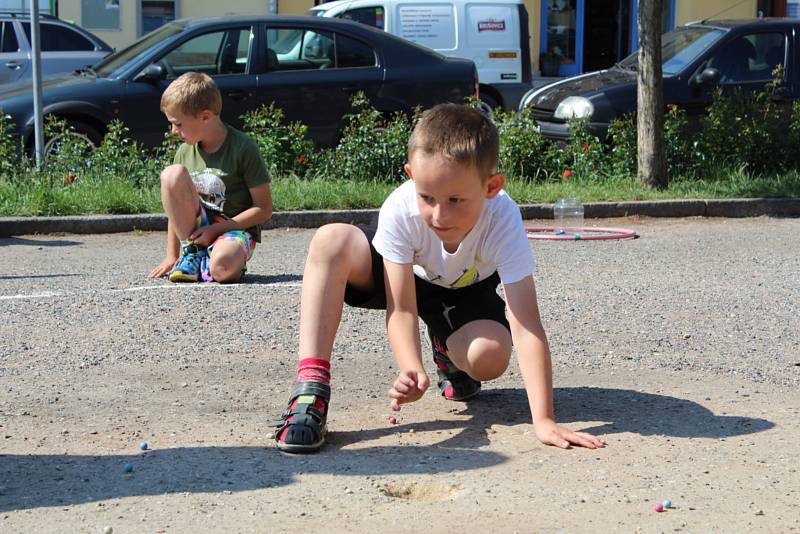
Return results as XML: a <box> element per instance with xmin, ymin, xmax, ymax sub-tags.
<box><xmin>51</xmin><ymin>0</ymin><xmax>772</xmax><ymax>75</ymax></box>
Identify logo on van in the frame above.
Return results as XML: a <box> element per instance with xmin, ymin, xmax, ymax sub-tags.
<box><xmin>478</xmin><ymin>20</ymin><xmax>506</xmax><ymax>32</ymax></box>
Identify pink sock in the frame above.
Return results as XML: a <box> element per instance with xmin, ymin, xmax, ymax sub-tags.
<box><xmin>297</xmin><ymin>357</ymin><xmax>331</xmax><ymax>385</ymax></box>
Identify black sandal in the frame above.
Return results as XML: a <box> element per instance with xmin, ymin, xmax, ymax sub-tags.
<box><xmin>273</xmin><ymin>381</ymin><xmax>330</xmax><ymax>453</ymax></box>
<box><xmin>430</xmin><ymin>335</ymin><xmax>481</xmax><ymax>401</ymax></box>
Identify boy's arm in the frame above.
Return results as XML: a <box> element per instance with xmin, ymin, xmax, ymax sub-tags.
<box><xmin>384</xmin><ymin>258</ymin><xmax>430</xmax><ymax>409</ymax></box>
<box><xmin>148</xmin><ymin>219</ymin><xmax>181</xmax><ymax>278</ymax></box>
<box><xmin>504</xmin><ymin>275</ymin><xmax>606</xmax><ymax>449</ymax></box>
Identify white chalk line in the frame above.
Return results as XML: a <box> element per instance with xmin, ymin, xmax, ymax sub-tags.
<box><xmin>0</xmin><ymin>281</ymin><xmax>303</xmax><ymax>301</ymax></box>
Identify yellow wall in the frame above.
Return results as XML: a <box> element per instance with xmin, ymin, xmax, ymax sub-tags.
<box><xmin>279</xmin><ymin>0</ymin><xmax>315</xmax><ymax>15</ymax></box>
<box><xmin>181</xmin><ymin>0</ymin><xmax>272</xmax><ymax>17</ymax></box>
<box><xmin>675</xmin><ymin>0</ymin><xmax>757</xmax><ymax>26</ymax></box>
<box><xmin>58</xmin><ymin>1</ymin><xmax>138</xmax><ymax>50</ymax></box>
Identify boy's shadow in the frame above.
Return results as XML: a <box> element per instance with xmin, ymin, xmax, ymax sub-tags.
<box><xmin>0</xmin><ymin>444</ymin><xmax>505</xmax><ymax>512</ymax></box>
<box><xmin>333</xmin><ymin>386</ymin><xmax>775</xmax><ymax>449</ymax></box>
<box><xmin>0</xmin><ymin>237</ymin><xmax>81</xmax><ymax>247</ymax></box>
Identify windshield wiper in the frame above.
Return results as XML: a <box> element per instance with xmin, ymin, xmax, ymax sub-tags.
<box><xmin>74</xmin><ymin>66</ymin><xmax>97</xmax><ymax>77</ymax></box>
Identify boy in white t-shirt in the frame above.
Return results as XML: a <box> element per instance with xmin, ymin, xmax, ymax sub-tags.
<box><xmin>273</xmin><ymin>104</ymin><xmax>606</xmax><ymax>453</ymax></box>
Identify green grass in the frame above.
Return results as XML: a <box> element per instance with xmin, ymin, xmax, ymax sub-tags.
<box><xmin>1</xmin><ymin>169</ymin><xmax>799</xmax><ymax>217</ymax></box>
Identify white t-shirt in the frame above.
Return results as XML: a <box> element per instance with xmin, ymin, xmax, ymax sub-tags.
<box><xmin>373</xmin><ymin>180</ymin><xmax>536</xmax><ymax>289</ymax></box>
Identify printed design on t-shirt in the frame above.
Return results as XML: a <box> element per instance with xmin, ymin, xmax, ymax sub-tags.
<box><xmin>450</xmin><ymin>261</ymin><xmax>479</xmax><ymax>288</ymax></box>
<box><xmin>190</xmin><ymin>168</ymin><xmax>227</xmax><ymax>211</ymax></box>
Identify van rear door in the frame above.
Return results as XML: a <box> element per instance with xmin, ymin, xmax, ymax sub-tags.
<box><xmin>463</xmin><ymin>3</ymin><xmax>522</xmax><ymax>84</ymax></box>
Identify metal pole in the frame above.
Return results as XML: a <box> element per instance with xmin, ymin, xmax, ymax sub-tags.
<box><xmin>30</xmin><ymin>0</ymin><xmax>44</xmax><ymax>167</ymax></box>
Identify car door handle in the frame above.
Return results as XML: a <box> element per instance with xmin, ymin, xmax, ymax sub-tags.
<box><xmin>5</xmin><ymin>61</ymin><xmax>21</xmax><ymax>70</ymax></box>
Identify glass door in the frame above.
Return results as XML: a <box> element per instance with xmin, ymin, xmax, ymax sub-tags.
<box><xmin>541</xmin><ymin>0</ymin><xmax>582</xmax><ymax>76</ymax></box>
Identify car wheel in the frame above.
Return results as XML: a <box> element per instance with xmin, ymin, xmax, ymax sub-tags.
<box><xmin>478</xmin><ymin>93</ymin><xmax>500</xmax><ymax>113</ymax></box>
<box><xmin>41</xmin><ymin>121</ymin><xmax>102</xmax><ymax>161</ymax></box>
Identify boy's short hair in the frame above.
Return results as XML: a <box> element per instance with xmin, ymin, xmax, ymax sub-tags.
<box><xmin>160</xmin><ymin>72</ymin><xmax>222</xmax><ymax>116</ymax></box>
<box><xmin>407</xmin><ymin>103</ymin><xmax>499</xmax><ymax>177</ymax></box>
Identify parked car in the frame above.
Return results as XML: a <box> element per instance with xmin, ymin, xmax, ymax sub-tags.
<box><xmin>519</xmin><ymin>18</ymin><xmax>797</xmax><ymax>142</ymax></box>
<box><xmin>0</xmin><ymin>15</ymin><xmax>478</xmax><ymax>153</ymax></box>
<box><xmin>309</xmin><ymin>0</ymin><xmax>532</xmax><ymax>111</ymax></box>
<box><xmin>0</xmin><ymin>12</ymin><xmax>111</xmax><ymax>85</ymax></box>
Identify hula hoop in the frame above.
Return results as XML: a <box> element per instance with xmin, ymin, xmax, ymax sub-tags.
<box><xmin>526</xmin><ymin>226</ymin><xmax>638</xmax><ymax>241</ymax></box>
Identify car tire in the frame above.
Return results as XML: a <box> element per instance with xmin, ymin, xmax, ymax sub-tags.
<box><xmin>40</xmin><ymin>120</ymin><xmax>102</xmax><ymax>161</ymax></box>
<box><xmin>478</xmin><ymin>93</ymin><xmax>500</xmax><ymax>112</ymax></box>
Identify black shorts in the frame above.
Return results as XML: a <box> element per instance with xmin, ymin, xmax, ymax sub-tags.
<box><xmin>343</xmin><ymin>226</ymin><xmax>510</xmax><ymax>347</ymax></box>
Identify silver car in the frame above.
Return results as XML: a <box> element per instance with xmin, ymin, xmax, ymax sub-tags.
<box><xmin>0</xmin><ymin>13</ymin><xmax>111</xmax><ymax>84</ymax></box>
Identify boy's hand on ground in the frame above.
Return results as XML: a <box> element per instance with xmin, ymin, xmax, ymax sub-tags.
<box><xmin>388</xmin><ymin>370</ymin><xmax>430</xmax><ymax>411</ymax></box>
<box><xmin>148</xmin><ymin>257</ymin><xmax>177</xmax><ymax>279</ymax></box>
<box><xmin>534</xmin><ymin>418</ymin><xmax>607</xmax><ymax>449</ymax></box>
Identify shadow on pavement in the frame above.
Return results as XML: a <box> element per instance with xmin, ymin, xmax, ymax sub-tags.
<box><xmin>0</xmin><ymin>444</ymin><xmax>505</xmax><ymax>512</ymax></box>
<box><xmin>333</xmin><ymin>386</ymin><xmax>775</xmax><ymax>449</ymax></box>
<box><xmin>0</xmin><ymin>237</ymin><xmax>82</xmax><ymax>247</ymax></box>
<box><xmin>242</xmin><ymin>273</ymin><xmax>303</xmax><ymax>285</ymax></box>
<box><xmin>0</xmin><ymin>274</ymin><xmax>83</xmax><ymax>280</ymax></box>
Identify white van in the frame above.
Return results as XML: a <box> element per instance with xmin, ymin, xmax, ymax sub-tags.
<box><xmin>309</xmin><ymin>0</ymin><xmax>532</xmax><ymax>110</ymax></box>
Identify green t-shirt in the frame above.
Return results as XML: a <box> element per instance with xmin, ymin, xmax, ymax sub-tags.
<box><xmin>174</xmin><ymin>125</ymin><xmax>270</xmax><ymax>242</ymax></box>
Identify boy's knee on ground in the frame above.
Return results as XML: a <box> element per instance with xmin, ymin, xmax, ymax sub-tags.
<box><xmin>209</xmin><ymin>258</ymin><xmax>242</xmax><ymax>283</ymax></box>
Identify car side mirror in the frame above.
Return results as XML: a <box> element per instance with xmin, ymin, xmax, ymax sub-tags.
<box><xmin>134</xmin><ymin>63</ymin><xmax>166</xmax><ymax>82</ymax></box>
<box><xmin>692</xmin><ymin>67</ymin><xmax>721</xmax><ymax>86</ymax></box>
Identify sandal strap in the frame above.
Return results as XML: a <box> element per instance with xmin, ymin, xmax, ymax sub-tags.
<box><xmin>289</xmin><ymin>380</ymin><xmax>331</xmax><ymax>401</ymax></box>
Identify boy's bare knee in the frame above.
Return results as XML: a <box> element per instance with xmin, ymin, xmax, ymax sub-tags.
<box><xmin>160</xmin><ymin>164</ymin><xmax>189</xmax><ymax>187</ymax></box>
<box><xmin>308</xmin><ymin>224</ymin><xmax>362</xmax><ymax>263</ymax></box>
<box><xmin>467</xmin><ymin>339</ymin><xmax>511</xmax><ymax>381</ymax></box>
<box><xmin>209</xmin><ymin>260</ymin><xmax>241</xmax><ymax>283</ymax></box>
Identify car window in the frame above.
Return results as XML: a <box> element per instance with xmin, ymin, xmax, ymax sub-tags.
<box><xmin>333</xmin><ymin>34</ymin><xmax>375</xmax><ymax>68</ymax></box>
<box><xmin>95</xmin><ymin>22</ymin><xmax>183</xmax><ymax>78</ymax></box>
<box><xmin>161</xmin><ymin>28</ymin><xmax>251</xmax><ymax>77</ymax></box>
<box><xmin>1</xmin><ymin>21</ymin><xmax>19</xmax><ymax>53</ymax></box>
<box><xmin>706</xmin><ymin>32</ymin><xmax>786</xmax><ymax>83</ymax></box>
<box><xmin>266</xmin><ymin>28</ymin><xmax>334</xmax><ymax>71</ymax></box>
<box><xmin>619</xmin><ymin>26</ymin><xmax>725</xmax><ymax>75</ymax></box>
<box><xmin>21</xmin><ymin>22</ymin><xmax>95</xmax><ymax>51</ymax></box>
<box><xmin>340</xmin><ymin>7</ymin><xmax>385</xmax><ymax>30</ymax></box>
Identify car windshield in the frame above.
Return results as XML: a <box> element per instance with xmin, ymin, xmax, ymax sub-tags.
<box><xmin>617</xmin><ymin>26</ymin><xmax>726</xmax><ymax>75</ymax></box>
<box><xmin>94</xmin><ymin>23</ymin><xmax>184</xmax><ymax>78</ymax></box>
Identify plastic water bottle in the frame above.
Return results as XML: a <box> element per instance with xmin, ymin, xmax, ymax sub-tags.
<box><xmin>553</xmin><ymin>198</ymin><xmax>584</xmax><ymax>234</ymax></box>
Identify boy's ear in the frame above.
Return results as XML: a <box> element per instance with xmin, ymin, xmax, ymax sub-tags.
<box><xmin>403</xmin><ymin>162</ymin><xmax>413</xmax><ymax>180</ymax></box>
<box><xmin>485</xmin><ymin>172</ymin><xmax>505</xmax><ymax>198</ymax></box>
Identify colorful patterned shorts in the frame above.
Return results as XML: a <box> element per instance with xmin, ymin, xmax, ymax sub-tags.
<box><xmin>197</xmin><ymin>205</ymin><xmax>256</xmax><ymax>282</ymax></box>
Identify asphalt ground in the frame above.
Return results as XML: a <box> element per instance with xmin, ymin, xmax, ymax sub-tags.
<box><xmin>1</xmin><ymin>215</ymin><xmax>799</xmax><ymax>532</ymax></box>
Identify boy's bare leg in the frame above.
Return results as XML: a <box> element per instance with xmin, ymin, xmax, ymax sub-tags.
<box><xmin>298</xmin><ymin>223</ymin><xmax>375</xmax><ymax>359</ymax></box>
<box><xmin>275</xmin><ymin>224</ymin><xmax>375</xmax><ymax>452</ymax></box>
<box><xmin>148</xmin><ymin>165</ymin><xmax>200</xmax><ymax>278</ymax></box>
<box><xmin>160</xmin><ymin>164</ymin><xmax>199</xmax><ymax>240</ymax></box>
<box><xmin>445</xmin><ymin>320</ymin><xmax>512</xmax><ymax>381</ymax></box>
<box><xmin>208</xmin><ymin>239</ymin><xmax>247</xmax><ymax>283</ymax></box>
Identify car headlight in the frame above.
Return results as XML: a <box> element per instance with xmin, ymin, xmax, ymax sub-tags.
<box><xmin>554</xmin><ymin>96</ymin><xmax>594</xmax><ymax>120</ymax></box>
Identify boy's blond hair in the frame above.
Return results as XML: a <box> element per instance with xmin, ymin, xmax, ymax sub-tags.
<box><xmin>407</xmin><ymin>103</ymin><xmax>499</xmax><ymax>178</ymax></box>
<box><xmin>160</xmin><ymin>72</ymin><xmax>222</xmax><ymax>116</ymax></box>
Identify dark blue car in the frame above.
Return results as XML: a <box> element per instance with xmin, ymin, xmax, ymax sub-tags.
<box><xmin>520</xmin><ymin>18</ymin><xmax>798</xmax><ymax>141</ymax></box>
<box><xmin>0</xmin><ymin>15</ymin><xmax>477</xmax><ymax>152</ymax></box>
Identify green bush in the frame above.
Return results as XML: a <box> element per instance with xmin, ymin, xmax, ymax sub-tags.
<box><xmin>241</xmin><ymin>103</ymin><xmax>315</xmax><ymax>178</ymax></box>
<box><xmin>317</xmin><ymin>92</ymin><xmax>413</xmax><ymax>183</ymax></box>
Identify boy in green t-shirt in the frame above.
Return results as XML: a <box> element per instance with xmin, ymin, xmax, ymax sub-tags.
<box><xmin>148</xmin><ymin>72</ymin><xmax>273</xmax><ymax>283</ymax></box>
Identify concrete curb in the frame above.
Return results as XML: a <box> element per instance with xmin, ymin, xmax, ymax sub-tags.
<box><xmin>0</xmin><ymin>198</ymin><xmax>798</xmax><ymax>237</ymax></box>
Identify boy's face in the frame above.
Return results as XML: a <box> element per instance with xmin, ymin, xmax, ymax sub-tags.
<box><xmin>164</xmin><ymin>108</ymin><xmax>212</xmax><ymax>145</ymax></box>
<box><xmin>405</xmin><ymin>153</ymin><xmax>504</xmax><ymax>250</ymax></box>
